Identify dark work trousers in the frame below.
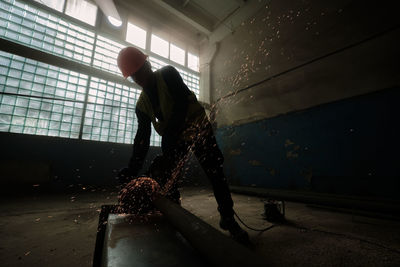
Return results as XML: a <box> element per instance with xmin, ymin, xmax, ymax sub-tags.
<box><xmin>162</xmin><ymin>116</ymin><xmax>234</xmax><ymax>218</ymax></box>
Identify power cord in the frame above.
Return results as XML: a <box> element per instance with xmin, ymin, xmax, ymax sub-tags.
<box><xmin>233</xmin><ymin>200</ymin><xmax>286</xmax><ymax>232</ymax></box>
<box><xmin>234</xmin><ymin>210</ymin><xmax>275</xmax><ymax>232</ymax></box>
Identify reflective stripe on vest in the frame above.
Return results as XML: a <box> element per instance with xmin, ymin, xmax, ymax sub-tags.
<box><xmin>136</xmin><ymin>70</ymin><xmax>205</xmax><ymax>136</ymax></box>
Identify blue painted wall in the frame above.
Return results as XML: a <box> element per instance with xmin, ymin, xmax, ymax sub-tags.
<box><xmin>216</xmin><ymin>88</ymin><xmax>400</xmax><ymax>199</ymax></box>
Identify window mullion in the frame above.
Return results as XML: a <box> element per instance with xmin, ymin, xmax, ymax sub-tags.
<box><xmin>78</xmin><ymin>33</ymin><xmax>98</xmax><ymax>139</ymax></box>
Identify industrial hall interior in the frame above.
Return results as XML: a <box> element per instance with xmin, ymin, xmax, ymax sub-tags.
<box><xmin>0</xmin><ymin>0</ymin><xmax>399</xmax><ymax>266</ymax></box>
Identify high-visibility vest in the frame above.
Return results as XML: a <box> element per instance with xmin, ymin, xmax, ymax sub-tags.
<box><xmin>136</xmin><ymin>69</ymin><xmax>205</xmax><ymax>136</ymax></box>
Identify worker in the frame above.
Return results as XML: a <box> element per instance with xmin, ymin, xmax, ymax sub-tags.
<box><xmin>116</xmin><ymin>46</ymin><xmax>248</xmax><ymax>242</ymax></box>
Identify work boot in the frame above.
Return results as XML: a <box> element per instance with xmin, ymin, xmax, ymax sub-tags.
<box><xmin>219</xmin><ymin>216</ymin><xmax>249</xmax><ymax>244</ymax></box>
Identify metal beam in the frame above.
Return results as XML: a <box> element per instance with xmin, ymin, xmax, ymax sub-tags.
<box><xmin>153</xmin><ymin>196</ymin><xmax>266</xmax><ymax>267</ymax></box>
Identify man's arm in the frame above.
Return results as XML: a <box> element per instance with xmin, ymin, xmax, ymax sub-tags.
<box><xmin>128</xmin><ymin>108</ymin><xmax>151</xmax><ymax>175</ymax></box>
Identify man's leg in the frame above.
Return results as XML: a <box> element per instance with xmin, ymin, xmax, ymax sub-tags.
<box><xmin>161</xmin><ymin>139</ymin><xmax>190</xmax><ymax>204</ymax></box>
<box><xmin>192</xmin><ymin>119</ymin><xmax>248</xmax><ymax>241</ymax></box>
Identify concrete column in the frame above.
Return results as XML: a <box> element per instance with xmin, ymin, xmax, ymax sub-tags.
<box><xmin>199</xmin><ymin>42</ymin><xmax>218</xmax><ymax>105</ymax></box>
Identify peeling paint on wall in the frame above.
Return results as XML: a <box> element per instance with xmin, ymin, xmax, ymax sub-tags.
<box><xmin>248</xmin><ymin>160</ymin><xmax>262</xmax><ymax>166</ymax></box>
<box><xmin>229</xmin><ymin>149</ymin><xmax>242</xmax><ymax>156</ymax></box>
<box><xmin>300</xmin><ymin>167</ymin><xmax>313</xmax><ymax>183</ymax></box>
<box><xmin>268</xmin><ymin>168</ymin><xmax>276</xmax><ymax>176</ymax></box>
<box><xmin>284</xmin><ymin>139</ymin><xmax>294</xmax><ymax>147</ymax></box>
<box><xmin>286</xmin><ymin>151</ymin><xmax>299</xmax><ymax>159</ymax></box>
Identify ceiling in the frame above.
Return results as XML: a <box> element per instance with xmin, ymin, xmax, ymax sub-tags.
<box><xmin>190</xmin><ymin>0</ymin><xmax>242</xmax><ymax>22</ymax></box>
<box><xmin>113</xmin><ymin>0</ymin><xmax>250</xmax><ymax>44</ymax></box>
<box><xmin>159</xmin><ymin>0</ymin><xmax>246</xmax><ymax>33</ymax></box>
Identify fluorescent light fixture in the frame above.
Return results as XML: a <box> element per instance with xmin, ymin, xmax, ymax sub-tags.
<box><xmin>107</xmin><ymin>16</ymin><xmax>122</xmax><ymax>27</ymax></box>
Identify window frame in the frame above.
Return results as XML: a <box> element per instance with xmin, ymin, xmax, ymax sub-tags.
<box><xmin>0</xmin><ymin>0</ymin><xmax>200</xmax><ymax>146</ymax></box>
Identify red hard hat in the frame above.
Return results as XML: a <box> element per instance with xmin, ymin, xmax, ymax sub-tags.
<box><xmin>117</xmin><ymin>47</ymin><xmax>148</xmax><ymax>78</ymax></box>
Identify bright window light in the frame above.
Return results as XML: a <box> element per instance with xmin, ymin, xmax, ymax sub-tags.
<box><xmin>188</xmin><ymin>53</ymin><xmax>199</xmax><ymax>71</ymax></box>
<box><xmin>34</xmin><ymin>0</ymin><xmax>65</xmax><ymax>12</ymax></box>
<box><xmin>170</xmin><ymin>44</ymin><xmax>185</xmax><ymax>65</ymax></box>
<box><xmin>65</xmin><ymin>0</ymin><xmax>98</xmax><ymax>26</ymax></box>
<box><xmin>108</xmin><ymin>16</ymin><xmax>122</xmax><ymax>27</ymax></box>
<box><xmin>126</xmin><ymin>23</ymin><xmax>146</xmax><ymax>49</ymax></box>
<box><xmin>151</xmin><ymin>34</ymin><xmax>169</xmax><ymax>58</ymax></box>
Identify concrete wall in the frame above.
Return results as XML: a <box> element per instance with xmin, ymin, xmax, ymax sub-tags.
<box><xmin>211</xmin><ymin>0</ymin><xmax>400</xmax><ymax>126</ymax></box>
<box><xmin>0</xmin><ymin>132</ymin><xmax>155</xmax><ymax>191</ymax></box>
<box><xmin>209</xmin><ymin>0</ymin><xmax>400</xmax><ymax>198</ymax></box>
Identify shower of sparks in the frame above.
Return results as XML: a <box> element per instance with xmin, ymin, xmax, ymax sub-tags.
<box><xmin>118</xmin><ymin>177</ymin><xmax>161</xmax><ymax>214</ymax></box>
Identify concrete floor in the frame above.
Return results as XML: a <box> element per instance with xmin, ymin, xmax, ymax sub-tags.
<box><xmin>0</xmin><ymin>187</ymin><xmax>399</xmax><ymax>267</ymax></box>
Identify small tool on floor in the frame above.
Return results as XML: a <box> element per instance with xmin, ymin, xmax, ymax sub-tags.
<box><xmin>262</xmin><ymin>199</ymin><xmax>286</xmax><ymax>222</ymax></box>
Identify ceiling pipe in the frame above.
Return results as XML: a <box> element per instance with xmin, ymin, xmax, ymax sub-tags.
<box><xmin>94</xmin><ymin>0</ymin><xmax>122</xmax><ymax>24</ymax></box>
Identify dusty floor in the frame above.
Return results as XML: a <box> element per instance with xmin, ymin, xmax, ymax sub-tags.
<box><xmin>0</xmin><ymin>186</ymin><xmax>399</xmax><ymax>267</ymax></box>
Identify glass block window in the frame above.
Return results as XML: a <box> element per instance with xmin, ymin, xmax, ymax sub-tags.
<box><xmin>150</xmin><ymin>126</ymin><xmax>161</xmax><ymax>147</ymax></box>
<box><xmin>149</xmin><ymin>56</ymin><xmax>168</xmax><ymax>70</ymax></box>
<box><xmin>33</xmin><ymin>0</ymin><xmax>65</xmax><ymax>12</ymax></box>
<box><xmin>82</xmin><ymin>77</ymin><xmax>161</xmax><ymax>145</ymax></box>
<box><xmin>0</xmin><ymin>94</ymin><xmax>83</xmax><ymax>137</ymax></box>
<box><xmin>87</xmin><ymin>77</ymin><xmax>138</xmax><ymax>108</ymax></box>
<box><xmin>65</xmin><ymin>0</ymin><xmax>98</xmax><ymax>26</ymax></box>
<box><xmin>0</xmin><ymin>51</ymin><xmax>88</xmax><ymax>102</ymax></box>
<box><xmin>93</xmin><ymin>35</ymin><xmax>125</xmax><ymax>76</ymax></box>
<box><xmin>0</xmin><ymin>0</ymin><xmax>198</xmax><ymax>147</ymax></box>
<box><xmin>0</xmin><ymin>0</ymin><xmax>95</xmax><ymax>65</ymax></box>
<box><xmin>82</xmin><ymin>102</ymin><xmax>135</xmax><ymax>143</ymax></box>
<box><xmin>0</xmin><ymin>50</ymin><xmax>85</xmax><ymax>138</ymax></box>
<box><xmin>178</xmin><ymin>68</ymin><xmax>200</xmax><ymax>96</ymax></box>
<box><xmin>149</xmin><ymin>57</ymin><xmax>199</xmax><ymax>96</ymax></box>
